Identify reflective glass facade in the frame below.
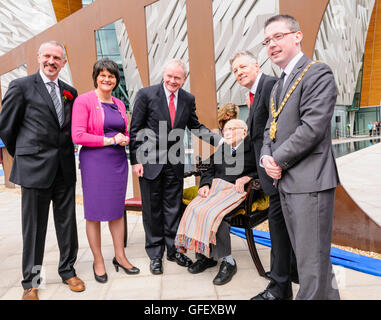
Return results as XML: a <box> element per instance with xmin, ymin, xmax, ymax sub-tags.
<box><xmin>82</xmin><ymin>0</ymin><xmax>129</xmax><ymax>109</ymax></box>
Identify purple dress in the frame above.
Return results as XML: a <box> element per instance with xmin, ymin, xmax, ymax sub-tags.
<box><xmin>79</xmin><ymin>102</ymin><xmax>128</xmax><ymax>221</ymax></box>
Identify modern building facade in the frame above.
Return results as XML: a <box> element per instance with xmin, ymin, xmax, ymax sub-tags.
<box><xmin>0</xmin><ymin>0</ymin><xmax>381</xmax><ymax>136</ymax></box>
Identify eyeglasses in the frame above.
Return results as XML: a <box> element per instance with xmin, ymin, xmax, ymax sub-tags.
<box><xmin>262</xmin><ymin>32</ymin><xmax>296</xmax><ymax>47</ymax></box>
<box><xmin>223</xmin><ymin>127</ymin><xmax>245</xmax><ymax>133</ymax></box>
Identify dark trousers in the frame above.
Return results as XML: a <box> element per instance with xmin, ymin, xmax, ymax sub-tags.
<box><xmin>266</xmin><ymin>193</ymin><xmax>297</xmax><ymax>299</ymax></box>
<box><xmin>21</xmin><ymin>167</ymin><xmax>78</xmax><ymax>289</ymax></box>
<box><xmin>279</xmin><ymin>188</ymin><xmax>340</xmax><ymax>300</ymax></box>
<box><xmin>139</xmin><ymin>165</ymin><xmax>183</xmax><ymax>260</ymax></box>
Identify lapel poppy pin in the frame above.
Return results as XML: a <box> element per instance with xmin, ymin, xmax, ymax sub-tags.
<box><xmin>63</xmin><ymin>90</ymin><xmax>74</xmax><ymax>102</ymax></box>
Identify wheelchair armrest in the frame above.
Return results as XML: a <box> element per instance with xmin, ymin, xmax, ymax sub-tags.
<box><xmin>244</xmin><ymin>178</ymin><xmax>261</xmax><ymax>215</ymax></box>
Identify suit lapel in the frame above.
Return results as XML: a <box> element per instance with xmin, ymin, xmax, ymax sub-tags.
<box><xmin>247</xmin><ymin>74</ymin><xmax>265</xmax><ymax>131</ymax></box>
<box><xmin>34</xmin><ymin>72</ymin><xmax>60</xmax><ymax>126</ymax></box>
<box><xmin>280</xmin><ymin>55</ymin><xmax>310</xmax><ymax>102</ymax></box>
<box><xmin>58</xmin><ymin>79</ymin><xmax>69</xmax><ymax>127</ymax></box>
<box><xmin>157</xmin><ymin>85</ymin><xmax>172</xmax><ymax>130</ymax></box>
<box><xmin>173</xmin><ymin>89</ymin><xmax>185</xmax><ymax>128</ymax></box>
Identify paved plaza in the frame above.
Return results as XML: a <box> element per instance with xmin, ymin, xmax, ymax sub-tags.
<box><xmin>0</xmin><ymin>138</ymin><xmax>381</xmax><ymax>300</ymax></box>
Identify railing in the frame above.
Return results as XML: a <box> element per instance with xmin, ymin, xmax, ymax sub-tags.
<box><xmin>334</xmin><ymin>128</ymin><xmax>380</xmax><ymax>139</ymax></box>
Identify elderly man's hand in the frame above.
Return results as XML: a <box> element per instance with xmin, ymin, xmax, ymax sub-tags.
<box><xmin>235</xmin><ymin>176</ymin><xmax>251</xmax><ymax>193</ymax></box>
<box><xmin>198</xmin><ymin>185</ymin><xmax>210</xmax><ymax>198</ymax></box>
<box><xmin>262</xmin><ymin>155</ymin><xmax>282</xmax><ymax>180</ymax></box>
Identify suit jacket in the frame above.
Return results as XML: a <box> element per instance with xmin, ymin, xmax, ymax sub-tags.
<box><xmin>246</xmin><ymin>73</ymin><xmax>277</xmax><ymax>196</ymax></box>
<box><xmin>129</xmin><ymin>84</ymin><xmax>221</xmax><ymax>180</ymax></box>
<box><xmin>200</xmin><ymin>138</ymin><xmax>257</xmax><ymax>188</ymax></box>
<box><xmin>260</xmin><ymin>54</ymin><xmax>339</xmax><ymax>193</ymax></box>
<box><xmin>0</xmin><ymin>71</ymin><xmax>78</xmax><ymax>188</ymax></box>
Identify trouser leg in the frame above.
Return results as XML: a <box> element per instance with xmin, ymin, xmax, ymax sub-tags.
<box><xmin>279</xmin><ymin>189</ymin><xmax>340</xmax><ymax>300</ymax></box>
<box><xmin>21</xmin><ymin>186</ymin><xmax>51</xmax><ymax>289</ymax></box>
<box><xmin>161</xmin><ymin>165</ymin><xmax>183</xmax><ymax>257</ymax></box>
<box><xmin>266</xmin><ymin>193</ymin><xmax>293</xmax><ymax>298</ymax></box>
<box><xmin>140</xmin><ymin>174</ymin><xmax>165</xmax><ymax>260</ymax></box>
<box><xmin>51</xmin><ymin>169</ymin><xmax>78</xmax><ymax>281</ymax></box>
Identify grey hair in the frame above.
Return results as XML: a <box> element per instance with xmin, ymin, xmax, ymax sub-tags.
<box><xmin>163</xmin><ymin>59</ymin><xmax>188</xmax><ymax>78</ymax></box>
<box><xmin>38</xmin><ymin>41</ymin><xmax>67</xmax><ymax>60</ymax></box>
<box><xmin>226</xmin><ymin>119</ymin><xmax>248</xmax><ymax>132</ymax></box>
<box><xmin>229</xmin><ymin>50</ymin><xmax>257</xmax><ymax>67</ymax></box>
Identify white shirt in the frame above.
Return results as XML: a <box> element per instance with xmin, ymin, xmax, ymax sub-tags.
<box><xmin>250</xmin><ymin>72</ymin><xmax>263</xmax><ymax>95</ymax></box>
<box><xmin>281</xmin><ymin>51</ymin><xmax>304</xmax><ymax>84</ymax></box>
<box><xmin>163</xmin><ymin>83</ymin><xmax>178</xmax><ymax>110</ymax></box>
<box><xmin>39</xmin><ymin>69</ymin><xmax>62</xmax><ymax>107</ymax></box>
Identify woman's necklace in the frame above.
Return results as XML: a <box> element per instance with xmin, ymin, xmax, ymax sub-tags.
<box><xmin>95</xmin><ymin>89</ymin><xmax>113</xmax><ymax>103</ymax></box>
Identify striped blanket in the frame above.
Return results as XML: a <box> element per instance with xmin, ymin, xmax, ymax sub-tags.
<box><xmin>175</xmin><ymin>178</ymin><xmax>247</xmax><ymax>257</ymax></box>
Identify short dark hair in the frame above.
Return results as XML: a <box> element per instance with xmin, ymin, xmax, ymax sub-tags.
<box><xmin>264</xmin><ymin>14</ymin><xmax>300</xmax><ymax>32</ymax></box>
<box><xmin>92</xmin><ymin>58</ymin><xmax>121</xmax><ymax>89</ymax></box>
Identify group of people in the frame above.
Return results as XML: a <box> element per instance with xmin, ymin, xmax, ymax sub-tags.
<box><xmin>0</xmin><ymin>14</ymin><xmax>340</xmax><ymax>300</ymax></box>
<box><xmin>368</xmin><ymin>121</ymin><xmax>381</xmax><ymax>136</ymax></box>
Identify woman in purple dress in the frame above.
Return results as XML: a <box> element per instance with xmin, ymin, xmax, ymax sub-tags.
<box><xmin>72</xmin><ymin>58</ymin><xmax>139</xmax><ymax>283</ymax></box>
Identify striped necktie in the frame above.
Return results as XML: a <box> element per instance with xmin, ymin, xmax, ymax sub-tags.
<box><xmin>47</xmin><ymin>82</ymin><xmax>64</xmax><ymax>127</ymax></box>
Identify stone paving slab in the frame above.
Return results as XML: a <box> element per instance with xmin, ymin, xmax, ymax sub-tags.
<box><xmin>1</xmin><ymin>147</ymin><xmax>381</xmax><ymax>300</ymax></box>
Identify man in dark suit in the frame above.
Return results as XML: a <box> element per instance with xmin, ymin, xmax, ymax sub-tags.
<box><xmin>0</xmin><ymin>41</ymin><xmax>84</xmax><ymax>300</ymax></box>
<box><xmin>185</xmin><ymin>119</ymin><xmax>257</xmax><ymax>285</ymax></box>
<box><xmin>260</xmin><ymin>15</ymin><xmax>340</xmax><ymax>299</ymax></box>
<box><xmin>129</xmin><ymin>59</ymin><xmax>221</xmax><ymax>275</ymax></box>
<box><xmin>231</xmin><ymin>51</ymin><xmax>297</xmax><ymax>300</ymax></box>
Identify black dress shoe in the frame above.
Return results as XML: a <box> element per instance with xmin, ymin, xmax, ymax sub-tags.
<box><xmin>291</xmin><ymin>273</ymin><xmax>299</xmax><ymax>284</ymax></box>
<box><xmin>93</xmin><ymin>263</ymin><xmax>108</xmax><ymax>283</ymax></box>
<box><xmin>266</xmin><ymin>270</ymin><xmax>298</xmax><ymax>284</ymax></box>
<box><xmin>213</xmin><ymin>260</ymin><xmax>237</xmax><ymax>285</ymax></box>
<box><xmin>188</xmin><ymin>256</ymin><xmax>217</xmax><ymax>274</ymax></box>
<box><xmin>150</xmin><ymin>258</ymin><xmax>163</xmax><ymax>275</ymax></box>
<box><xmin>113</xmin><ymin>257</ymin><xmax>140</xmax><ymax>275</ymax></box>
<box><xmin>167</xmin><ymin>252</ymin><xmax>193</xmax><ymax>267</ymax></box>
<box><xmin>251</xmin><ymin>289</ymin><xmax>293</xmax><ymax>300</ymax></box>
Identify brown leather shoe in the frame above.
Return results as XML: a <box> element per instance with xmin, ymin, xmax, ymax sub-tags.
<box><xmin>63</xmin><ymin>276</ymin><xmax>85</xmax><ymax>292</ymax></box>
<box><xmin>22</xmin><ymin>288</ymin><xmax>39</xmax><ymax>300</ymax></box>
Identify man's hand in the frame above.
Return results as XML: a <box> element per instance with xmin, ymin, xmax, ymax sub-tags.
<box><xmin>262</xmin><ymin>155</ymin><xmax>282</xmax><ymax>180</ymax></box>
<box><xmin>132</xmin><ymin>164</ymin><xmax>144</xmax><ymax>177</ymax></box>
<box><xmin>235</xmin><ymin>176</ymin><xmax>251</xmax><ymax>193</ymax></box>
<box><xmin>198</xmin><ymin>185</ymin><xmax>210</xmax><ymax>198</ymax></box>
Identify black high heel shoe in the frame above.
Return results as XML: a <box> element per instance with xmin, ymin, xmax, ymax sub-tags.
<box><xmin>112</xmin><ymin>257</ymin><xmax>140</xmax><ymax>275</ymax></box>
<box><xmin>93</xmin><ymin>263</ymin><xmax>108</xmax><ymax>283</ymax></box>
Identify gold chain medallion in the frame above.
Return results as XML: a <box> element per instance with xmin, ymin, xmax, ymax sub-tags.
<box><xmin>269</xmin><ymin>60</ymin><xmax>320</xmax><ymax>141</ymax></box>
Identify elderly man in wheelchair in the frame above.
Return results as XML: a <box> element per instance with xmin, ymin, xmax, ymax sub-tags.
<box><xmin>176</xmin><ymin>119</ymin><xmax>268</xmax><ymax>285</ymax></box>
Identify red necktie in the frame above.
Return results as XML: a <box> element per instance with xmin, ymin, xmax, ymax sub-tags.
<box><xmin>249</xmin><ymin>92</ymin><xmax>254</xmax><ymax>108</ymax></box>
<box><xmin>168</xmin><ymin>93</ymin><xmax>176</xmax><ymax>127</ymax></box>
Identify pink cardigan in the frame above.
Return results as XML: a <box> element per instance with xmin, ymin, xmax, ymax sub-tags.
<box><xmin>71</xmin><ymin>90</ymin><xmax>129</xmax><ymax>147</ymax></box>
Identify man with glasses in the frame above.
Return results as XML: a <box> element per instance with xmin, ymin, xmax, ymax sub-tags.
<box><xmin>230</xmin><ymin>51</ymin><xmax>297</xmax><ymax>300</ymax></box>
<box><xmin>178</xmin><ymin>119</ymin><xmax>257</xmax><ymax>285</ymax></box>
<box><xmin>260</xmin><ymin>14</ymin><xmax>340</xmax><ymax>300</ymax></box>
